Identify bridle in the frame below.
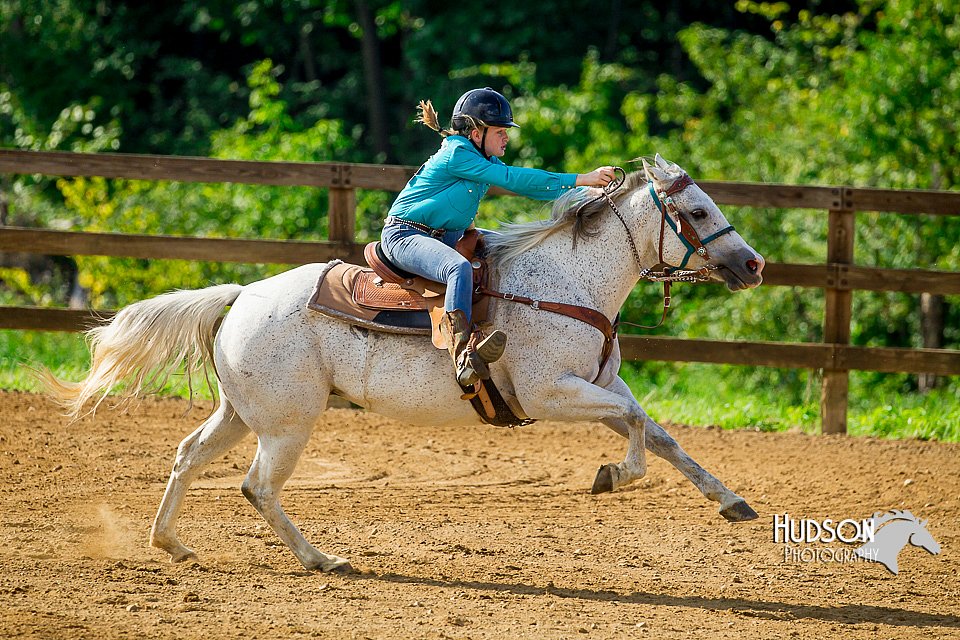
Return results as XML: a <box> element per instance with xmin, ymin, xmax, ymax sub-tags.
<box><xmin>645</xmin><ymin>172</ymin><xmax>737</xmax><ymax>269</ymax></box>
<box><xmin>598</xmin><ymin>166</ymin><xmax>736</xmax><ymax>327</ymax></box>
<box><xmin>479</xmin><ymin>165</ymin><xmax>737</xmax><ymax>372</ymax></box>
<box><xmin>599</xmin><ymin>167</ymin><xmax>736</xmax><ymax>275</ymax></box>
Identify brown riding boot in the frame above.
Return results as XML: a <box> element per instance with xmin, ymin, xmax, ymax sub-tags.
<box><xmin>439</xmin><ymin>310</ymin><xmax>507</xmax><ymax>386</ymax></box>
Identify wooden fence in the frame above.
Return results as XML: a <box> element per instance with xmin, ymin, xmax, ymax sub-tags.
<box><xmin>1</xmin><ymin>148</ymin><xmax>959</xmax><ymax>433</ymax></box>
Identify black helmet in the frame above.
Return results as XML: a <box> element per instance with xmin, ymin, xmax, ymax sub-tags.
<box><xmin>452</xmin><ymin>87</ymin><xmax>519</xmax><ymax>128</ymax></box>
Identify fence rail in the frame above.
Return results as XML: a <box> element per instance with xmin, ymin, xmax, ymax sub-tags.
<box><xmin>2</xmin><ymin>149</ymin><xmax>959</xmax><ymax>433</ymax></box>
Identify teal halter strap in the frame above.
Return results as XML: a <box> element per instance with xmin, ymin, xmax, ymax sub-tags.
<box><xmin>648</xmin><ymin>179</ymin><xmax>736</xmax><ymax>270</ymax></box>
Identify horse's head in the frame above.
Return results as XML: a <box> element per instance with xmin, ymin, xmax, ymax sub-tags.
<box><xmin>857</xmin><ymin>510</ymin><xmax>941</xmax><ymax>574</ymax></box>
<box><xmin>638</xmin><ymin>154</ymin><xmax>764</xmax><ymax>291</ymax></box>
<box><xmin>909</xmin><ymin>519</ymin><xmax>941</xmax><ymax>555</ymax></box>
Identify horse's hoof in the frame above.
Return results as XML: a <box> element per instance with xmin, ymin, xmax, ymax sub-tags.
<box><xmin>328</xmin><ymin>561</ymin><xmax>356</xmax><ymax>575</ymax></box>
<box><xmin>170</xmin><ymin>549</ymin><xmax>198</xmax><ymax>564</ymax></box>
<box><xmin>591</xmin><ymin>464</ymin><xmax>617</xmax><ymax>494</ymax></box>
<box><xmin>720</xmin><ymin>499</ymin><xmax>759</xmax><ymax>522</ymax></box>
<box><xmin>311</xmin><ymin>555</ymin><xmax>354</xmax><ymax>574</ymax></box>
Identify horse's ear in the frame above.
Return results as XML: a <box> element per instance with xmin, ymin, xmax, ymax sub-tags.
<box><xmin>654</xmin><ymin>153</ymin><xmax>685</xmax><ymax>178</ymax></box>
<box><xmin>643</xmin><ymin>157</ymin><xmax>671</xmax><ymax>183</ymax></box>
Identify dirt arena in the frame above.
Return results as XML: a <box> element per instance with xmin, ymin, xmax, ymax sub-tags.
<box><xmin>1</xmin><ymin>390</ymin><xmax>958</xmax><ymax>639</ymax></box>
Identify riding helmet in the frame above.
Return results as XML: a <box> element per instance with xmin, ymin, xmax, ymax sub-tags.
<box><xmin>452</xmin><ymin>87</ymin><xmax>519</xmax><ymax>128</ymax></box>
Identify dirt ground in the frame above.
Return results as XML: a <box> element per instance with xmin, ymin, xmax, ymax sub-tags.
<box><xmin>1</xmin><ymin>389</ymin><xmax>958</xmax><ymax>639</ymax></box>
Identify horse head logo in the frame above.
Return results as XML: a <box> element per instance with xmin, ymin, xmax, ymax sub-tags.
<box><xmin>855</xmin><ymin>510</ymin><xmax>940</xmax><ymax>575</ymax></box>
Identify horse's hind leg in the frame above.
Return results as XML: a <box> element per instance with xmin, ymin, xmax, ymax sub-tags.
<box><xmin>598</xmin><ymin>376</ymin><xmax>758</xmax><ymax>522</ymax></box>
<box><xmin>151</xmin><ymin>400</ymin><xmax>251</xmax><ymax>562</ymax></box>
<box><xmin>241</xmin><ymin>420</ymin><xmax>351</xmax><ymax>572</ymax></box>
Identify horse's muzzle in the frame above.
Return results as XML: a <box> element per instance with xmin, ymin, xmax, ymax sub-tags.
<box><xmin>716</xmin><ymin>250</ymin><xmax>764</xmax><ymax>291</ymax></box>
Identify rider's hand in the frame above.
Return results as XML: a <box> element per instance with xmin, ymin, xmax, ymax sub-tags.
<box><xmin>576</xmin><ymin>166</ymin><xmax>617</xmax><ymax>188</ymax></box>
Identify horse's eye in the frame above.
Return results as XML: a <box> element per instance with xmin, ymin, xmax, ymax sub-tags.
<box><xmin>691</xmin><ymin>208</ymin><xmax>707</xmax><ymax>220</ymax></box>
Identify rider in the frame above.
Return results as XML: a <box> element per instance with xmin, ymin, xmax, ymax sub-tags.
<box><xmin>381</xmin><ymin>87</ymin><xmax>616</xmax><ymax>387</ymax></box>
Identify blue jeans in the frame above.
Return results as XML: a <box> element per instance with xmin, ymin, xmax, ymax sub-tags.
<box><xmin>380</xmin><ymin>222</ymin><xmax>476</xmax><ymax>322</ymax></box>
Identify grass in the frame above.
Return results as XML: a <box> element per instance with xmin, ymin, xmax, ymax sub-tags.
<box><xmin>0</xmin><ymin>330</ymin><xmax>217</xmax><ymax>401</ymax></box>
<box><xmin>620</xmin><ymin>361</ymin><xmax>960</xmax><ymax>441</ymax></box>
<box><xmin>1</xmin><ymin>330</ymin><xmax>92</xmax><ymax>390</ymax></box>
<box><xmin>4</xmin><ymin>329</ymin><xmax>958</xmax><ymax>441</ymax></box>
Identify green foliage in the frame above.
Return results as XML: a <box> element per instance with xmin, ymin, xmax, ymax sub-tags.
<box><xmin>659</xmin><ymin>2</ymin><xmax>960</xmax><ymax>190</ymax></box>
<box><xmin>0</xmin><ymin>330</ymin><xmax>90</xmax><ymax>392</ymax></box>
<box><xmin>848</xmin><ymin>383</ymin><xmax>960</xmax><ymax>441</ymax></box>
<box><xmin>1</xmin><ymin>1</ymin><xmax>958</xmax><ymax>438</ymax></box>
<box><xmin>48</xmin><ymin>60</ymin><xmax>357</xmax><ymax>307</ymax></box>
<box><xmin>621</xmin><ymin>361</ymin><xmax>960</xmax><ymax>441</ymax></box>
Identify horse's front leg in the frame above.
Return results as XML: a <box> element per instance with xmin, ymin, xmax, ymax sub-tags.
<box><xmin>522</xmin><ymin>373</ymin><xmax>649</xmax><ymax>491</ymax></box>
<box><xmin>598</xmin><ymin>375</ymin><xmax>758</xmax><ymax>522</ymax></box>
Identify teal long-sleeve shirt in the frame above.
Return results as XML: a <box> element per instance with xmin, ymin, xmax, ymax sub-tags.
<box><xmin>387</xmin><ymin>135</ymin><xmax>578</xmax><ymax>230</ymax></box>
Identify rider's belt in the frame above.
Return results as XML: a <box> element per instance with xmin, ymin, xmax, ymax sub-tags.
<box><xmin>384</xmin><ymin>216</ymin><xmax>447</xmax><ymax>239</ymax></box>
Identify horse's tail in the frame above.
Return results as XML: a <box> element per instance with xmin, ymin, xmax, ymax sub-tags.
<box><xmin>40</xmin><ymin>283</ymin><xmax>244</xmax><ymax>420</ymax></box>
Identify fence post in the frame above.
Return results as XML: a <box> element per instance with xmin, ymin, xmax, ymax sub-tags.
<box><xmin>328</xmin><ymin>165</ymin><xmax>356</xmax><ymax>244</ymax></box>
<box><xmin>821</xmin><ymin>203</ymin><xmax>855</xmax><ymax>434</ymax></box>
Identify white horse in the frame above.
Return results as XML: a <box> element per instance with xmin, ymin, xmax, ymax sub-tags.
<box><xmin>44</xmin><ymin>155</ymin><xmax>765</xmax><ymax>572</ymax></box>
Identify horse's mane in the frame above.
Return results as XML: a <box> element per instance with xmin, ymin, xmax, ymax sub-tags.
<box><xmin>486</xmin><ymin>170</ymin><xmax>649</xmax><ymax>268</ymax></box>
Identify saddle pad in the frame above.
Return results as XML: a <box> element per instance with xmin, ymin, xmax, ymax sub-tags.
<box><xmin>308</xmin><ymin>259</ymin><xmax>493</xmax><ymax>343</ymax></box>
<box><xmin>353</xmin><ymin>272</ymin><xmax>428</xmax><ymax>311</ymax></box>
<box><xmin>308</xmin><ymin>261</ymin><xmax>432</xmax><ymax>336</ymax></box>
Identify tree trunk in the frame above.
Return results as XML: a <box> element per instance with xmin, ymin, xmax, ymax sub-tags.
<box><xmin>355</xmin><ymin>0</ymin><xmax>390</xmax><ymax>161</ymax></box>
<box><xmin>918</xmin><ymin>292</ymin><xmax>944</xmax><ymax>392</ymax></box>
<box><xmin>0</xmin><ymin>183</ymin><xmax>9</xmax><ymax>226</ymax></box>
<box><xmin>299</xmin><ymin>23</ymin><xmax>318</xmax><ymax>83</ymax></box>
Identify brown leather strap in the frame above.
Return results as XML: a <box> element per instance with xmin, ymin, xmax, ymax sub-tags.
<box><xmin>634</xmin><ymin>281</ymin><xmax>671</xmax><ymax>330</ymax></box>
<box><xmin>656</xmin><ymin>174</ymin><xmax>711</xmax><ymax>260</ymax></box>
<box><xmin>455</xmin><ymin>227</ymin><xmax>481</xmax><ymax>259</ymax></box>
<box><xmin>663</xmin><ymin>173</ymin><xmax>694</xmax><ymax>197</ymax></box>
<box><xmin>478</xmin><ymin>286</ymin><xmax>617</xmax><ymax>378</ymax></box>
<box><xmin>460</xmin><ymin>378</ymin><xmax>537</xmax><ymax>428</ymax></box>
<box><xmin>676</xmin><ymin>217</ymin><xmax>709</xmax><ymax>259</ymax></box>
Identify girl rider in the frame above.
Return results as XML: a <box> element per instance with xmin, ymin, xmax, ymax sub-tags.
<box><xmin>381</xmin><ymin>87</ymin><xmax>616</xmax><ymax>387</ymax></box>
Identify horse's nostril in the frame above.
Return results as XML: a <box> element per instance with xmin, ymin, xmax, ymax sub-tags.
<box><xmin>746</xmin><ymin>259</ymin><xmax>759</xmax><ymax>273</ymax></box>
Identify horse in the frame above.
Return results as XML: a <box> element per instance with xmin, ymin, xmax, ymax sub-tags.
<box><xmin>43</xmin><ymin>154</ymin><xmax>765</xmax><ymax>572</ymax></box>
<box><xmin>855</xmin><ymin>510</ymin><xmax>941</xmax><ymax>574</ymax></box>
